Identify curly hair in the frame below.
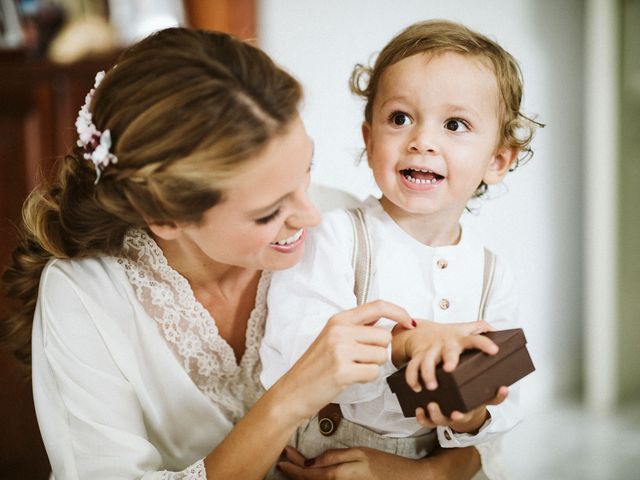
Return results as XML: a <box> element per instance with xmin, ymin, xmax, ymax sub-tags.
<box><xmin>350</xmin><ymin>20</ymin><xmax>542</xmax><ymax>198</ymax></box>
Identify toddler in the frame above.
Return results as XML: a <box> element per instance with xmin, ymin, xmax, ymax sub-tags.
<box><xmin>261</xmin><ymin>19</ymin><xmax>540</xmax><ymax>477</ymax></box>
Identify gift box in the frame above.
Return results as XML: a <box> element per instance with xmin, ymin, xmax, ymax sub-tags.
<box><xmin>386</xmin><ymin>328</ymin><xmax>535</xmax><ymax>417</ymax></box>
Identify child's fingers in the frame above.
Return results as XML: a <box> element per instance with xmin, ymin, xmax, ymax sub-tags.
<box><xmin>463</xmin><ymin>334</ymin><xmax>499</xmax><ymax>355</ymax></box>
<box><xmin>415</xmin><ymin>407</ymin><xmax>436</xmax><ymax>428</ymax></box>
<box><xmin>441</xmin><ymin>342</ymin><xmax>463</xmax><ymax>372</ymax></box>
<box><xmin>468</xmin><ymin>319</ymin><xmax>494</xmax><ymax>334</ymax></box>
<box><xmin>426</xmin><ymin>401</ymin><xmax>449</xmax><ymax>425</ymax></box>
<box><xmin>486</xmin><ymin>386</ymin><xmax>509</xmax><ymax>405</ymax></box>
<box><xmin>404</xmin><ymin>356</ymin><xmax>423</xmax><ymax>392</ymax></box>
<box><xmin>419</xmin><ymin>347</ymin><xmax>441</xmax><ymax>390</ymax></box>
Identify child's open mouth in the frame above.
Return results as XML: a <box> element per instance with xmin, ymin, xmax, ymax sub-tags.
<box><xmin>400</xmin><ymin>168</ymin><xmax>444</xmax><ymax>186</ymax></box>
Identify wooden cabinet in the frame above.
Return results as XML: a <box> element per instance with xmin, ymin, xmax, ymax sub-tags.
<box><xmin>0</xmin><ymin>2</ymin><xmax>255</xmax><ymax>477</ymax></box>
<box><xmin>0</xmin><ymin>53</ymin><xmax>118</xmax><ymax>480</ymax></box>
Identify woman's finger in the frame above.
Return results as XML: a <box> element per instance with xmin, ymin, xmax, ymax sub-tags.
<box><xmin>310</xmin><ymin>447</ymin><xmax>365</xmax><ymax>467</ymax></box>
<box><xmin>345</xmin><ymin>363</ymin><xmax>381</xmax><ymax>384</ymax></box>
<box><xmin>277</xmin><ymin>461</ymin><xmax>324</xmax><ymax>479</ymax></box>
<box><xmin>283</xmin><ymin>446</ymin><xmax>307</xmax><ymax>466</ymax></box>
<box><xmin>335</xmin><ymin>300</ymin><xmax>414</xmax><ymax>330</ymax></box>
<box><xmin>347</xmin><ymin>324</ymin><xmax>392</xmax><ymax>348</ymax></box>
<box><xmin>347</xmin><ymin>343</ymin><xmax>388</xmax><ymax>366</ymax></box>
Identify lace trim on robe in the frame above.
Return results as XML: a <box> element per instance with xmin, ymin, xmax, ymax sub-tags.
<box><xmin>117</xmin><ymin>228</ymin><xmax>268</xmax><ymax>424</ymax></box>
<box><xmin>159</xmin><ymin>459</ymin><xmax>207</xmax><ymax>480</ymax></box>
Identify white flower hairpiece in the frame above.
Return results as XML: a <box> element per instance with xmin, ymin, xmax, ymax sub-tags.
<box><xmin>75</xmin><ymin>71</ymin><xmax>118</xmax><ymax>184</ymax></box>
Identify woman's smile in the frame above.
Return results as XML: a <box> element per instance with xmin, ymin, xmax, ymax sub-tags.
<box><xmin>270</xmin><ymin>228</ymin><xmax>306</xmax><ymax>253</ymax></box>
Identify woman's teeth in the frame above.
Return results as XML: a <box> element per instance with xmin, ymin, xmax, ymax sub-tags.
<box><xmin>272</xmin><ymin>228</ymin><xmax>303</xmax><ymax>246</ymax></box>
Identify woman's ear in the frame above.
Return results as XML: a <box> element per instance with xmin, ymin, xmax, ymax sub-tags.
<box><xmin>147</xmin><ymin>221</ymin><xmax>181</xmax><ymax>240</ymax></box>
<box><xmin>483</xmin><ymin>146</ymin><xmax>519</xmax><ymax>185</ymax></box>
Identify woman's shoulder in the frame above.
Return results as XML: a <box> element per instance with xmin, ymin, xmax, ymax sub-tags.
<box><xmin>42</xmin><ymin>255</ymin><xmax>126</xmax><ymax>289</ymax></box>
<box><xmin>39</xmin><ymin>255</ymin><xmax>134</xmax><ymax>318</ymax></box>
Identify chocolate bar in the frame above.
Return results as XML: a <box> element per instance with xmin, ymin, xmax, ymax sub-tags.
<box><xmin>386</xmin><ymin>328</ymin><xmax>535</xmax><ymax>417</ymax></box>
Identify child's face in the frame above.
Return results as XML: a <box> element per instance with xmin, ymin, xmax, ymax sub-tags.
<box><xmin>363</xmin><ymin>52</ymin><xmax>515</xmax><ymax>223</ymax></box>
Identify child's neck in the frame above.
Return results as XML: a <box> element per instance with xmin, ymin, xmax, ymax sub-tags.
<box><xmin>379</xmin><ymin>196</ymin><xmax>462</xmax><ymax>247</ymax></box>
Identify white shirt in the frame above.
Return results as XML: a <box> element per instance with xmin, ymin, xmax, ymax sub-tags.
<box><xmin>32</xmin><ymin>229</ymin><xmax>267</xmax><ymax>479</ymax></box>
<box><xmin>261</xmin><ymin>197</ymin><xmax>523</xmax><ymax>447</ymax></box>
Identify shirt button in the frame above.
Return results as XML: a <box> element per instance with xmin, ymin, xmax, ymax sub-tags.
<box><xmin>439</xmin><ymin>298</ymin><xmax>450</xmax><ymax>310</ymax></box>
<box><xmin>444</xmin><ymin>430</ymin><xmax>452</xmax><ymax>440</ymax></box>
<box><xmin>437</xmin><ymin>258</ymin><xmax>448</xmax><ymax>269</ymax></box>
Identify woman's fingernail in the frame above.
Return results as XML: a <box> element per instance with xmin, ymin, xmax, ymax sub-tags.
<box><xmin>304</xmin><ymin>458</ymin><xmax>316</xmax><ymax>467</ymax></box>
<box><xmin>411</xmin><ymin>319</ymin><xmax>417</xmax><ymax>327</ymax></box>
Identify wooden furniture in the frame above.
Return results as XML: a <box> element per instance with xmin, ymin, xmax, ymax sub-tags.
<box><xmin>0</xmin><ymin>2</ymin><xmax>255</xmax><ymax>478</ymax></box>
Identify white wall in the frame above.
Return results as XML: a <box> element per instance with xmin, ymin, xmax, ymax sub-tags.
<box><xmin>258</xmin><ymin>0</ymin><xmax>584</xmax><ymax>410</ymax></box>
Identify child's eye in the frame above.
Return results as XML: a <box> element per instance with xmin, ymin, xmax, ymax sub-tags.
<box><xmin>444</xmin><ymin>119</ymin><xmax>470</xmax><ymax>132</ymax></box>
<box><xmin>255</xmin><ymin>208</ymin><xmax>281</xmax><ymax>225</ymax></box>
<box><xmin>389</xmin><ymin>111</ymin><xmax>413</xmax><ymax>126</ymax></box>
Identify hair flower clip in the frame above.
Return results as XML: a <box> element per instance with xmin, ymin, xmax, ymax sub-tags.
<box><xmin>75</xmin><ymin>71</ymin><xmax>118</xmax><ymax>184</ymax></box>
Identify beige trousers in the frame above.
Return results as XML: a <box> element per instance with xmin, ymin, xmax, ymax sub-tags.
<box><xmin>266</xmin><ymin>415</ymin><xmax>438</xmax><ymax>479</ymax></box>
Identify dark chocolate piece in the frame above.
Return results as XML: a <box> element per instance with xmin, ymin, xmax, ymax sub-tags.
<box><xmin>386</xmin><ymin>328</ymin><xmax>535</xmax><ymax>417</ymax></box>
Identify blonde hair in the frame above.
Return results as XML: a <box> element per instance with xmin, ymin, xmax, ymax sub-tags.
<box><xmin>350</xmin><ymin>20</ymin><xmax>542</xmax><ymax>197</ymax></box>
<box><xmin>1</xmin><ymin>27</ymin><xmax>302</xmax><ymax>372</ymax></box>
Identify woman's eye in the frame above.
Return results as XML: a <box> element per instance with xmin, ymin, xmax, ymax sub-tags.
<box><xmin>255</xmin><ymin>208</ymin><xmax>281</xmax><ymax>225</ymax></box>
<box><xmin>389</xmin><ymin>111</ymin><xmax>412</xmax><ymax>126</ymax></box>
<box><xmin>444</xmin><ymin>119</ymin><xmax>470</xmax><ymax>132</ymax></box>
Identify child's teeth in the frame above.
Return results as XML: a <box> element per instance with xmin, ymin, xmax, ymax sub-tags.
<box><xmin>273</xmin><ymin>228</ymin><xmax>303</xmax><ymax>245</ymax></box>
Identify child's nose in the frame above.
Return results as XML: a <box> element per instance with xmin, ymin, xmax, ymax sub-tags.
<box><xmin>408</xmin><ymin>126</ymin><xmax>438</xmax><ymax>154</ymax></box>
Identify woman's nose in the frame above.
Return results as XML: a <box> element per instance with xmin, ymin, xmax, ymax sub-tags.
<box><xmin>288</xmin><ymin>188</ymin><xmax>321</xmax><ymax>229</ymax></box>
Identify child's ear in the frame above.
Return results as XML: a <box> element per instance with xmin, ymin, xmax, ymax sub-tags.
<box><xmin>147</xmin><ymin>221</ymin><xmax>181</xmax><ymax>240</ymax></box>
<box><xmin>483</xmin><ymin>146</ymin><xmax>519</xmax><ymax>185</ymax></box>
<box><xmin>361</xmin><ymin>121</ymin><xmax>372</xmax><ymax>165</ymax></box>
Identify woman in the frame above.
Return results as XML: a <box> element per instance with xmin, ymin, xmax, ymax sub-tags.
<box><xmin>1</xmin><ymin>28</ymin><xmax>482</xmax><ymax>479</ymax></box>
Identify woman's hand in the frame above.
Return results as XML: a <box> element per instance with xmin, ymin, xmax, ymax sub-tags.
<box><xmin>416</xmin><ymin>386</ymin><xmax>510</xmax><ymax>433</ymax></box>
<box><xmin>277</xmin><ymin>444</ymin><xmax>481</xmax><ymax>480</ymax></box>
<box><xmin>394</xmin><ymin>319</ymin><xmax>498</xmax><ymax>392</ymax></box>
<box><xmin>273</xmin><ymin>300</ymin><xmax>415</xmax><ymax>421</ymax></box>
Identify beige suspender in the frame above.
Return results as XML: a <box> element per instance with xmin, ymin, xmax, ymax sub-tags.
<box><xmin>346</xmin><ymin>208</ymin><xmax>373</xmax><ymax>306</ymax></box>
<box><xmin>477</xmin><ymin>248</ymin><xmax>496</xmax><ymax>321</ymax></box>
<box><xmin>348</xmin><ymin>207</ymin><xmax>496</xmax><ymax>317</ymax></box>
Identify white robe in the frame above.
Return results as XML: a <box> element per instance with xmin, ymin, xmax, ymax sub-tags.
<box><xmin>32</xmin><ymin>229</ymin><xmax>268</xmax><ymax>479</ymax></box>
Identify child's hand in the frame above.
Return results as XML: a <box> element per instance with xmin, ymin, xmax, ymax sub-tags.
<box><xmin>402</xmin><ymin>320</ymin><xmax>499</xmax><ymax>392</ymax></box>
<box><xmin>415</xmin><ymin>386</ymin><xmax>509</xmax><ymax>434</ymax></box>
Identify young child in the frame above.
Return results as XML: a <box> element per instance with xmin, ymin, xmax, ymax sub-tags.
<box><xmin>261</xmin><ymin>19</ymin><xmax>540</xmax><ymax>477</ymax></box>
